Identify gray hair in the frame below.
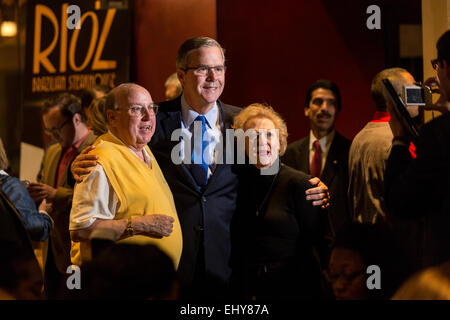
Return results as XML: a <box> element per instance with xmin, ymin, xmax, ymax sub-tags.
<box><xmin>176</xmin><ymin>37</ymin><xmax>225</xmax><ymax>70</ymax></box>
<box><xmin>0</xmin><ymin>138</ymin><xmax>9</xmax><ymax>171</ymax></box>
<box><xmin>371</xmin><ymin>67</ymin><xmax>409</xmax><ymax>111</ymax></box>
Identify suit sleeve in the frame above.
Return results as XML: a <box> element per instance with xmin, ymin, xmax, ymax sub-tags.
<box><xmin>291</xmin><ymin>178</ymin><xmax>329</xmax><ymax>272</ymax></box>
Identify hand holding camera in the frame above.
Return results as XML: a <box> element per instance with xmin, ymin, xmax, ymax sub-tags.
<box><xmin>420</xmin><ymin>77</ymin><xmax>450</xmax><ymax>114</ymax></box>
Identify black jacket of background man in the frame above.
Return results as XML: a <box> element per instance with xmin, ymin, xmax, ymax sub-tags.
<box><xmin>281</xmin><ymin>131</ymin><xmax>352</xmax><ymax>250</ymax></box>
<box><xmin>385</xmin><ymin>112</ymin><xmax>450</xmax><ymax>270</ymax></box>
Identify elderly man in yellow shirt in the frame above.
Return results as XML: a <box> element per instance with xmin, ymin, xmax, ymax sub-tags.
<box><xmin>69</xmin><ymin>83</ymin><xmax>182</xmax><ymax>268</ymax></box>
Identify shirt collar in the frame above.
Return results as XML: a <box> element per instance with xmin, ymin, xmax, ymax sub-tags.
<box><xmin>72</xmin><ymin>130</ymin><xmax>91</xmax><ymax>150</ymax></box>
<box><xmin>0</xmin><ymin>170</ymin><xmax>8</xmax><ymax>176</ymax></box>
<box><xmin>107</xmin><ymin>130</ymin><xmax>153</xmax><ymax>165</ymax></box>
<box><xmin>180</xmin><ymin>94</ymin><xmax>218</xmax><ymax>129</ymax></box>
<box><xmin>309</xmin><ymin>129</ymin><xmax>335</xmax><ymax>152</ymax></box>
<box><xmin>370</xmin><ymin>111</ymin><xmax>390</xmax><ymax>123</ymax></box>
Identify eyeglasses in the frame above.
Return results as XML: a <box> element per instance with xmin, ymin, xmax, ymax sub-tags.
<box><xmin>116</xmin><ymin>103</ymin><xmax>159</xmax><ymax>118</ymax></box>
<box><xmin>183</xmin><ymin>65</ymin><xmax>226</xmax><ymax>76</ymax></box>
<box><xmin>326</xmin><ymin>269</ymin><xmax>365</xmax><ymax>286</ymax></box>
<box><xmin>44</xmin><ymin>118</ymin><xmax>71</xmax><ymax>136</ymax></box>
<box><xmin>431</xmin><ymin>58</ymin><xmax>441</xmax><ymax>70</ymax></box>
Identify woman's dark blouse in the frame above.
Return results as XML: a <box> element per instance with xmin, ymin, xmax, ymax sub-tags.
<box><xmin>232</xmin><ymin>162</ymin><xmax>327</xmax><ymax>299</ymax></box>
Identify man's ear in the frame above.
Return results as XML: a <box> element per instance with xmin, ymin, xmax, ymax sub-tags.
<box><xmin>304</xmin><ymin>107</ymin><xmax>310</xmax><ymax>118</ymax></box>
<box><xmin>73</xmin><ymin>113</ymin><xmax>82</xmax><ymax>126</ymax></box>
<box><xmin>106</xmin><ymin>110</ymin><xmax>116</xmax><ymax>127</ymax></box>
<box><xmin>177</xmin><ymin>69</ymin><xmax>186</xmax><ymax>88</ymax></box>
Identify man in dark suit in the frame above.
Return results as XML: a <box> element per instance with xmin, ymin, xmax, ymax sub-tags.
<box><xmin>149</xmin><ymin>37</ymin><xmax>241</xmax><ymax>297</ymax></box>
<box><xmin>385</xmin><ymin>30</ymin><xmax>450</xmax><ymax>271</ymax></box>
<box><xmin>282</xmin><ymin>80</ymin><xmax>351</xmax><ymax>250</ymax></box>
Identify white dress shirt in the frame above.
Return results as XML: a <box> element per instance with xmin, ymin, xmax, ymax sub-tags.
<box><xmin>69</xmin><ymin>131</ymin><xmax>153</xmax><ymax>230</ymax></box>
<box><xmin>308</xmin><ymin>130</ymin><xmax>335</xmax><ymax>176</ymax></box>
<box><xmin>179</xmin><ymin>94</ymin><xmax>222</xmax><ymax>178</ymax></box>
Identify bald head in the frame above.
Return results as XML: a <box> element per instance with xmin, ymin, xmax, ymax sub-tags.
<box><xmin>371</xmin><ymin>68</ymin><xmax>410</xmax><ymax>111</ymax></box>
<box><xmin>105</xmin><ymin>83</ymin><xmax>156</xmax><ymax>152</ymax></box>
<box><xmin>375</xmin><ymin>68</ymin><xmax>419</xmax><ymax>118</ymax></box>
<box><xmin>105</xmin><ymin>83</ymin><xmax>152</xmax><ymax>114</ymax></box>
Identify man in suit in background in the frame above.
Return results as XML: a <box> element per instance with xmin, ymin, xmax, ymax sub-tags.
<box><xmin>28</xmin><ymin>94</ymin><xmax>96</xmax><ymax>298</ymax></box>
<box><xmin>282</xmin><ymin>80</ymin><xmax>351</xmax><ymax>253</ymax></box>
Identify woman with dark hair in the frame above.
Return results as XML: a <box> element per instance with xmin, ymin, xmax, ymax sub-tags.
<box><xmin>232</xmin><ymin>103</ymin><xmax>329</xmax><ymax>300</ymax></box>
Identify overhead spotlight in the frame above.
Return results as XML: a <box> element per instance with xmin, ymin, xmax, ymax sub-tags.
<box><xmin>0</xmin><ymin>21</ymin><xmax>17</xmax><ymax>37</ymax></box>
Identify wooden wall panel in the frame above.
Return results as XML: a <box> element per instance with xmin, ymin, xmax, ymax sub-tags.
<box><xmin>134</xmin><ymin>0</ymin><xmax>217</xmax><ymax>102</ymax></box>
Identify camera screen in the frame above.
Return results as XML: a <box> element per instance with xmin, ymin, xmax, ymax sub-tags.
<box><xmin>405</xmin><ymin>87</ymin><xmax>425</xmax><ymax>105</ymax></box>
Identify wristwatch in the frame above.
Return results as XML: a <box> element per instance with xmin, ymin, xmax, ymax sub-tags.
<box><xmin>126</xmin><ymin>216</ymin><xmax>134</xmax><ymax>237</ymax></box>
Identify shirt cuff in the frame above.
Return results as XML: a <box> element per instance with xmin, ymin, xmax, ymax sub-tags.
<box><xmin>39</xmin><ymin>210</ymin><xmax>54</xmax><ymax>229</ymax></box>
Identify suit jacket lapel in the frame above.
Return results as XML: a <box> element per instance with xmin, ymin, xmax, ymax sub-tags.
<box><xmin>160</xmin><ymin>104</ymin><xmax>200</xmax><ymax>192</ymax></box>
<box><xmin>205</xmin><ymin>100</ymin><xmax>229</xmax><ymax>186</ymax></box>
<box><xmin>48</xmin><ymin>145</ymin><xmax>62</xmax><ymax>188</ymax></box>
<box><xmin>321</xmin><ymin>134</ymin><xmax>339</xmax><ymax>185</ymax></box>
<box><xmin>299</xmin><ymin>136</ymin><xmax>310</xmax><ymax>174</ymax></box>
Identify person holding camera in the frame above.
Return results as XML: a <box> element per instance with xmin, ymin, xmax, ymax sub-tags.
<box><xmin>348</xmin><ymin>67</ymin><xmax>420</xmax><ymax>225</ymax></box>
<box><xmin>385</xmin><ymin>30</ymin><xmax>450</xmax><ymax>272</ymax></box>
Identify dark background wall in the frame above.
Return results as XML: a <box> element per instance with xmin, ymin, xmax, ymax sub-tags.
<box><xmin>133</xmin><ymin>0</ymin><xmax>217</xmax><ymax>103</ymax></box>
<box><xmin>0</xmin><ymin>0</ymin><xmax>423</xmax><ymax>174</ymax></box>
<box><xmin>216</xmin><ymin>0</ymin><xmax>421</xmax><ymax>142</ymax></box>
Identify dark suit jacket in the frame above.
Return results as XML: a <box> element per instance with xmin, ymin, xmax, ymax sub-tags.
<box><xmin>385</xmin><ymin>112</ymin><xmax>450</xmax><ymax>270</ymax></box>
<box><xmin>0</xmin><ymin>181</ymin><xmax>43</xmax><ymax>291</ymax></box>
<box><xmin>281</xmin><ymin>131</ymin><xmax>351</xmax><ymax>245</ymax></box>
<box><xmin>0</xmin><ymin>182</ymin><xmax>36</xmax><ymax>254</ymax></box>
<box><xmin>150</xmin><ymin>96</ymin><xmax>241</xmax><ymax>288</ymax></box>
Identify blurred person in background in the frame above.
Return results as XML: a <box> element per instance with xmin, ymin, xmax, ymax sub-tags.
<box><xmin>282</xmin><ymin>80</ymin><xmax>351</xmax><ymax>261</ymax></box>
<box><xmin>85</xmin><ymin>97</ymin><xmax>108</xmax><ymax>136</ymax></box>
<box><xmin>164</xmin><ymin>72</ymin><xmax>182</xmax><ymax>101</ymax></box>
<box><xmin>392</xmin><ymin>261</ymin><xmax>450</xmax><ymax>300</ymax></box>
<box><xmin>0</xmin><ymin>241</ymin><xmax>44</xmax><ymax>300</ymax></box>
<box><xmin>385</xmin><ymin>30</ymin><xmax>450</xmax><ymax>272</ymax></box>
<box><xmin>29</xmin><ymin>93</ymin><xmax>97</xmax><ymax>298</ymax></box>
<box><xmin>80</xmin><ymin>243</ymin><xmax>179</xmax><ymax>299</ymax></box>
<box><xmin>348</xmin><ymin>67</ymin><xmax>420</xmax><ymax>225</ymax></box>
<box><xmin>327</xmin><ymin>223</ymin><xmax>408</xmax><ymax>300</ymax></box>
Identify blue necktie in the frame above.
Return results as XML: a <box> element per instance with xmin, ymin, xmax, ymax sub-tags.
<box><xmin>190</xmin><ymin>115</ymin><xmax>209</xmax><ymax>188</ymax></box>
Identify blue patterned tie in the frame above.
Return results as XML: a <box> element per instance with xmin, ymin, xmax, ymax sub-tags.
<box><xmin>190</xmin><ymin>115</ymin><xmax>209</xmax><ymax>188</ymax></box>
